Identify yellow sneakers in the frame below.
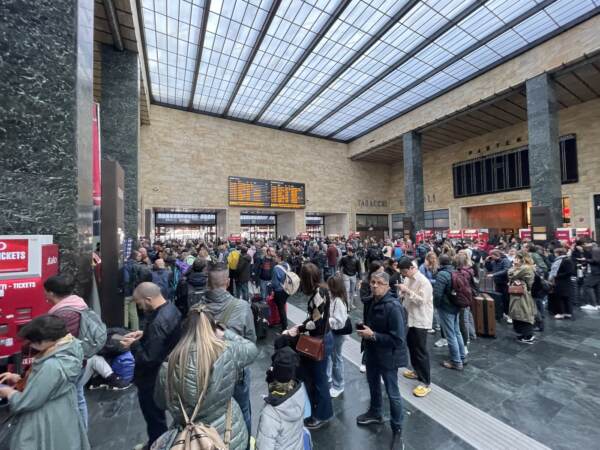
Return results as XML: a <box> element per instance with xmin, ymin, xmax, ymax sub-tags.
<box><xmin>402</xmin><ymin>370</ymin><xmax>418</xmax><ymax>380</ymax></box>
<box><xmin>413</xmin><ymin>385</ymin><xmax>432</xmax><ymax>397</ymax></box>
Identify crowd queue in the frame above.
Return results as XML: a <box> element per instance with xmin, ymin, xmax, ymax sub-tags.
<box><xmin>0</xmin><ymin>232</ymin><xmax>597</xmax><ymax>450</ymax></box>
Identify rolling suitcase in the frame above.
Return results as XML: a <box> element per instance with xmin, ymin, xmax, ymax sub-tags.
<box><xmin>267</xmin><ymin>293</ymin><xmax>281</xmax><ymax>326</ymax></box>
<box><xmin>472</xmin><ymin>292</ymin><xmax>496</xmax><ymax>338</ymax></box>
<box><xmin>251</xmin><ymin>302</ymin><xmax>269</xmax><ymax>339</ymax></box>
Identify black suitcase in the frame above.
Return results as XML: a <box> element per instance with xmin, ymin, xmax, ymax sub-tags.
<box><xmin>251</xmin><ymin>301</ymin><xmax>269</xmax><ymax>340</ymax></box>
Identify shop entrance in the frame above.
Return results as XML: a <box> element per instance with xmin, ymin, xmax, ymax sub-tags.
<box><xmin>306</xmin><ymin>215</ymin><xmax>324</xmax><ymax>238</ymax></box>
<box><xmin>154</xmin><ymin>211</ymin><xmax>216</xmax><ymax>241</ymax></box>
<box><xmin>356</xmin><ymin>214</ymin><xmax>389</xmax><ymax>240</ymax></box>
<box><xmin>240</xmin><ymin>213</ymin><xmax>276</xmax><ymax>240</ymax></box>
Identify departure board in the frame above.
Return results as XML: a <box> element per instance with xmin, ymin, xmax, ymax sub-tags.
<box><xmin>228</xmin><ymin>176</ymin><xmax>305</xmax><ymax>209</ymax></box>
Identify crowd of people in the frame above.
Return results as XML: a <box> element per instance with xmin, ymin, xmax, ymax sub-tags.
<box><xmin>0</xmin><ymin>231</ymin><xmax>597</xmax><ymax>450</ymax></box>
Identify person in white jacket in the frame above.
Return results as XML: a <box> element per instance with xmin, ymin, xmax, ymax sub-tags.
<box><xmin>256</xmin><ymin>346</ymin><xmax>307</xmax><ymax>450</ymax></box>
<box><xmin>397</xmin><ymin>257</ymin><xmax>434</xmax><ymax>398</ymax></box>
<box><xmin>326</xmin><ymin>275</ymin><xmax>349</xmax><ymax>398</ymax></box>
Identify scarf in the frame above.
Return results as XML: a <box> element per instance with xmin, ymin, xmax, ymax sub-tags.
<box><xmin>549</xmin><ymin>255</ymin><xmax>566</xmax><ymax>281</ymax></box>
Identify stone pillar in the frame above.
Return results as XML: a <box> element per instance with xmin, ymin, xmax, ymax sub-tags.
<box><xmin>276</xmin><ymin>210</ymin><xmax>305</xmax><ymax>238</ymax></box>
<box><xmin>216</xmin><ymin>210</ymin><xmax>227</xmax><ymax>238</ymax></box>
<box><xmin>227</xmin><ymin>209</ymin><xmax>241</xmax><ymax>236</ymax></box>
<box><xmin>324</xmin><ymin>214</ymin><xmax>349</xmax><ymax>236</ymax></box>
<box><xmin>100</xmin><ymin>45</ymin><xmax>140</xmax><ymax>238</ymax></box>
<box><xmin>403</xmin><ymin>131</ymin><xmax>425</xmax><ymax>233</ymax></box>
<box><xmin>0</xmin><ymin>0</ymin><xmax>94</xmax><ymax>296</ymax></box>
<box><xmin>526</xmin><ymin>73</ymin><xmax>562</xmax><ymax>232</ymax></box>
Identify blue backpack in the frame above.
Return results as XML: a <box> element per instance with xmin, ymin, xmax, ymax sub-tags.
<box><xmin>393</xmin><ymin>247</ymin><xmax>403</xmax><ymax>260</ymax></box>
<box><xmin>111</xmin><ymin>351</ymin><xmax>135</xmax><ymax>383</ymax></box>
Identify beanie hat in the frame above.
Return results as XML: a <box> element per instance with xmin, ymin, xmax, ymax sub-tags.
<box><xmin>272</xmin><ymin>346</ymin><xmax>298</xmax><ymax>383</ymax></box>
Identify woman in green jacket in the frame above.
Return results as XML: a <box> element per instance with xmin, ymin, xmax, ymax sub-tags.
<box><xmin>508</xmin><ymin>251</ymin><xmax>537</xmax><ymax>344</ymax></box>
<box><xmin>0</xmin><ymin>315</ymin><xmax>89</xmax><ymax>450</ymax></box>
<box><xmin>153</xmin><ymin>304</ymin><xmax>258</xmax><ymax>450</ymax></box>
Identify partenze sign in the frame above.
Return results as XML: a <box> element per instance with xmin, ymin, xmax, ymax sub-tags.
<box><xmin>0</xmin><ymin>239</ymin><xmax>29</xmax><ymax>273</ymax></box>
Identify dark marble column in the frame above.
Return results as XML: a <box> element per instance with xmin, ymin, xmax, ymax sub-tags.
<box><xmin>403</xmin><ymin>131</ymin><xmax>425</xmax><ymax>233</ymax></box>
<box><xmin>0</xmin><ymin>0</ymin><xmax>94</xmax><ymax>296</ymax></box>
<box><xmin>100</xmin><ymin>45</ymin><xmax>140</xmax><ymax>239</ymax></box>
<box><xmin>526</xmin><ymin>74</ymin><xmax>562</xmax><ymax>232</ymax></box>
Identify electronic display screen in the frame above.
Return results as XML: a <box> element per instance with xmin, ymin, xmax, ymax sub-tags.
<box><xmin>228</xmin><ymin>177</ymin><xmax>305</xmax><ymax>209</ymax></box>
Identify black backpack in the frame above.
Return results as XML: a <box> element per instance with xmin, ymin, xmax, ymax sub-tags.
<box><xmin>251</xmin><ymin>303</ymin><xmax>268</xmax><ymax>340</ymax></box>
<box><xmin>449</xmin><ymin>269</ymin><xmax>474</xmax><ymax>308</ymax></box>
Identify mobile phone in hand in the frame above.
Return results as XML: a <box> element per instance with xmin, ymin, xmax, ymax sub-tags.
<box><xmin>111</xmin><ymin>334</ymin><xmax>125</xmax><ymax>342</ymax></box>
<box><xmin>356</xmin><ymin>322</ymin><xmax>365</xmax><ymax>331</ymax></box>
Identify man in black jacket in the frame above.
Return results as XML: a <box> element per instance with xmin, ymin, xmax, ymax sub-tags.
<box><xmin>356</xmin><ymin>271</ymin><xmax>408</xmax><ymax>450</ymax></box>
<box><xmin>338</xmin><ymin>247</ymin><xmax>361</xmax><ymax>310</ymax></box>
<box><xmin>485</xmin><ymin>250</ymin><xmax>513</xmax><ymax>323</ymax></box>
<box><xmin>122</xmin><ymin>282</ymin><xmax>181</xmax><ymax>448</ymax></box>
<box><xmin>236</xmin><ymin>246</ymin><xmax>252</xmax><ymax>301</ymax></box>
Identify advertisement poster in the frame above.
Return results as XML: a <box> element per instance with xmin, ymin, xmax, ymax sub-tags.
<box><xmin>0</xmin><ymin>239</ymin><xmax>29</xmax><ymax>273</ymax></box>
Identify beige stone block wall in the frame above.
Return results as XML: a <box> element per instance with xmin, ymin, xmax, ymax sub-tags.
<box><xmin>140</xmin><ymin>106</ymin><xmax>392</xmax><ymax>235</ymax></box>
<box><xmin>389</xmin><ymin>99</ymin><xmax>600</xmax><ymax>230</ymax></box>
<box><xmin>350</xmin><ymin>16</ymin><xmax>600</xmax><ymax>158</ymax></box>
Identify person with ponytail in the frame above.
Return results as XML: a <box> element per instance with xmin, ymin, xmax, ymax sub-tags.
<box><xmin>154</xmin><ymin>304</ymin><xmax>258</xmax><ymax>450</ymax></box>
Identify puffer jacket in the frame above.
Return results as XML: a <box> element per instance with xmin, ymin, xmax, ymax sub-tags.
<box><xmin>200</xmin><ymin>289</ymin><xmax>256</xmax><ymax>342</ymax></box>
<box><xmin>508</xmin><ymin>265</ymin><xmax>537</xmax><ymax>324</ymax></box>
<box><xmin>485</xmin><ymin>255</ymin><xmax>512</xmax><ymax>286</ymax></box>
<box><xmin>433</xmin><ymin>265</ymin><xmax>459</xmax><ymax>314</ymax></box>
<box><xmin>154</xmin><ymin>330</ymin><xmax>258</xmax><ymax>450</ymax></box>
<box><xmin>255</xmin><ymin>382</ymin><xmax>306</xmax><ymax>450</ymax></box>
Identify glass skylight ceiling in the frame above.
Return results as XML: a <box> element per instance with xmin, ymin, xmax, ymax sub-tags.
<box><xmin>140</xmin><ymin>0</ymin><xmax>600</xmax><ymax>140</ymax></box>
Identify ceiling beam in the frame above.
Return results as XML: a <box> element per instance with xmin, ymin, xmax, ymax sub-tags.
<box><xmin>134</xmin><ymin>0</ymin><xmax>154</xmax><ymax>103</ymax></box>
<box><xmin>187</xmin><ymin>0</ymin><xmax>211</xmax><ymax>110</ymax></box>
<box><xmin>303</xmin><ymin>0</ymin><xmax>488</xmax><ymax>134</ymax></box>
<box><xmin>252</xmin><ymin>0</ymin><xmax>352</xmax><ymax>124</ymax></box>
<box><xmin>278</xmin><ymin>0</ymin><xmax>421</xmax><ymax>129</ymax></box>
<box><xmin>329</xmin><ymin>0</ymin><xmax>563</xmax><ymax>139</ymax></box>
<box><xmin>222</xmin><ymin>0</ymin><xmax>283</xmax><ymax>117</ymax></box>
<box><xmin>103</xmin><ymin>0</ymin><xmax>124</xmax><ymax>51</ymax></box>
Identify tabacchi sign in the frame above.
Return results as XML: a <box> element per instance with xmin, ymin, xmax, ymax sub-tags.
<box><xmin>0</xmin><ymin>239</ymin><xmax>29</xmax><ymax>273</ymax></box>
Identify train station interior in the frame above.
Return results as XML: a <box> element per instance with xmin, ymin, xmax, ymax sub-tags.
<box><xmin>2</xmin><ymin>0</ymin><xmax>600</xmax><ymax>449</ymax></box>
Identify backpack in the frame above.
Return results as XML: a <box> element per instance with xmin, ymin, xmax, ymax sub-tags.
<box><xmin>449</xmin><ymin>269</ymin><xmax>474</xmax><ymax>308</ymax></box>
<box><xmin>169</xmin><ymin>395</ymin><xmax>232</xmax><ymax>450</ymax></box>
<box><xmin>393</xmin><ymin>247</ymin><xmax>403</xmax><ymax>260</ymax></box>
<box><xmin>63</xmin><ymin>307</ymin><xmax>107</xmax><ymax>358</ymax></box>
<box><xmin>251</xmin><ymin>302</ymin><xmax>268</xmax><ymax>340</ymax></box>
<box><xmin>227</xmin><ymin>250</ymin><xmax>240</xmax><ymax>270</ymax></box>
<box><xmin>279</xmin><ymin>265</ymin><xmax>300</xmax><ymax>296</ymax></box>
<box><xmin>110</xmin><ymin>351</ymin><xmax>135</xmax><ymax>383</ymax></box>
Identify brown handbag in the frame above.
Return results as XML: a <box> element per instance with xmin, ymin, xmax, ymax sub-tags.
<box><xmin>296</xmin><ymin>334</ymin><xmax>325</xmax><ymax>361</ymax></box>
<box><xmin>508</xmin><ymin>282</ymin><xmax>525</xmax><ymax>295</ymax></box>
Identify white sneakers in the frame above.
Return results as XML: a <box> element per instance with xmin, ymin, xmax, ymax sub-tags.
<box><xmin>359</xmin><ymin>364</ymin><xmax>366</xmax><ymax>373</ymax></box>
<box><xmin>503</xmin><ymin>314</ymin><xmax>513</xmax><ymax>324</ymax></box>
<box><xmin>329</xmin><ymin>387</ymin><xmax>344</xmax><ymax>398</ymax></box>
<box><xmin>434</xmin><ymin>338</ymin><xmax>448</xmax><ymax>347</ymax></box>
<box><xmin>554</xmin><ymin>314</ymin><xmax>564</xmax><ymax>319</ymax></box>
<box><xmin>581</xmin><ymin>304</ymin><xmax>599</xmax><ymax>311</ymax></box>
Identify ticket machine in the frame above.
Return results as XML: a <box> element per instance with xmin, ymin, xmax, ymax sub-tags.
<box><xmin>0</xmin><ymin>235</ymin><xmax>58</xmax><ymax>370</ymax></box>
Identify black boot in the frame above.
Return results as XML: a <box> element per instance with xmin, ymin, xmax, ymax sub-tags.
<box><xmin>390</xmin><ymin>430</ymin><xmax>404</xmax><ymax>450</ymax></box>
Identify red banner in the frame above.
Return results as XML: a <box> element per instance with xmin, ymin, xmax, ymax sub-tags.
<box><xmin>0</xmin><ymin>239</ymin><xmax>29</xmax><ymax>273</ymax></box>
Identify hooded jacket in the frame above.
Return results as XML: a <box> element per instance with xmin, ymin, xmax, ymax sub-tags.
<box><xmin>255</xmin><ymin>382</ymin><xmax>306</xmax><ymax>450</ymax></box>
<box><xmin>9</xmin><ymin>336</ymin><xmax>90</xmax><ymax>450</ymax></box>
<box><xmin>200</xmin><ymin>289</ymin><xmax>256</xmax><ymax>342</ymax></box>
<box><xmin>154</xmin><ymin>330</ymin><xmax>258</xmax><ymax>450</ymax></box>
<box><xmin>508</xmin><ymin>265</ymin><xmax>537</xmax><ymax>324</ymax></box>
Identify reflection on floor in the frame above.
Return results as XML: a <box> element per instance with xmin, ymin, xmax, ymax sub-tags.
<box><xmin>12</xmin><ymin>294</ymin><xmax>600</xmax><ymax>450</ymax></box>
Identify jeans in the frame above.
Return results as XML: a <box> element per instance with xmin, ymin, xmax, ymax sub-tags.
<box><xmin>366</xmin><ymin>364</ymin><xmax>403</xmax><ymax>432</ymax></box>
<box><xmin>304</xmin><ymin>332</ymin><xmax>334</xmax><ymax>421</ymax></box>
<box><xmin>534</xmin><ymin>296</ymin><xmax>545</xmax><ymax>330</ymax></box>
<box><xmin>124</xmin><ymin>296</ymin><xmax>139</xmax><ymax>330</ymax></box>
<box><xmin>583</xmin><ymin>276</ymin><xmax>600</xmax><ymax>306</ymax></box>
<box><xmin>138</xmin><ymin>381</ymin><xmax>167</xmax><ymax>447</ymax></box>
<box><xmin>233</xmin><ymin>368</ymin><xmax>252</xmax><ymax>437</ymax></box>
<box><xmin>342</xmin><ymin>274</ymin><xmax>357</xmax><ymax>308</ymax></box>
<box><xmin>274</xmin><ymin>290</ymin><xmax>289</xmax><ymax>330</ymax></box>
<box><xmin>327</xmin><ymin>334</ymin><xmax>346</xmax><ymax>391</ymax></box>
<box><xmin>76</xmin><ymin>369</ymin><xmax>88</xmax><ymax>429</ymax></box>
<box><xmin>237</xmin><ymin>281</ymin><xmax>249</xmax><ymax>301</ymax></box>
<box><xmin>260</xmin><ymin>279</ymin><xmax>270</xmax><ymax>302</ymax></box>
<box><xmin>81</xmin><ymin>355</ymin><xmax>113</xmax><ymax>384</ymax></box>
<box><xmin>438</xmin><ymin>309</ymin><xmax>465</xmax><ymax>364</ymax></box>
<box><xmin>327</xmin><ymin>266</ymin><xmax>337</xmax><ymax>280</ymax></box>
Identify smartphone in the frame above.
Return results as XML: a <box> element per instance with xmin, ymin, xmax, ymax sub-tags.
<box><xmin>356</xmin><ymin>322</ymin><xmax>365</xmax><ymax>331</ymax></box>
<box><xmin>111</xmin><ymin>334</ymin><xmax>125</xmax><ymax>342</ymax></box>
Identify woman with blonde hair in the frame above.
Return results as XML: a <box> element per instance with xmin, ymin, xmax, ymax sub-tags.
<box><xmin>508</xmin><ymin>251</ymin><xmax>537</xmax><ymax>344</ymax></box>
<box><xmin>153</xmin><ymin>304</ymin><xmax>258</xmax><ymax>450</ymax></box>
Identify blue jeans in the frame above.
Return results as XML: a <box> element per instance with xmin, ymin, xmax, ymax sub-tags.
<box><xmin>342</xmin><ymin>274</ymin><xmax>357</xmax><ymax>308</ymax></box>
<box><xmin>305</xmin><ymin>332</ymin><xmax>334</xmax><ymax>421</ymax></box>
<box><xmin>233</xmin><ymin>367</ymin><xmax>251</xmax><ymax>436</ymax></box>
<box><xmin>366</xmin><ymin>364</ymin><xmax>403</xmax><ymax>432</ymax></box>
<box><xmin>237</xmin><ymin>281</ymin><xmax>249</xmax><ymax>301</ymax></box>
<box><xmin>327</xmin><ymin>334</ymin><xmax>345</xmax><ymax>391</ymax></box>
<box><xmin>260</xmin><ymin>279</ymin><xmax>270</xmax><ymax>301</ymax></box>
<box><xmin>438</xmin><ymin>309</ymin><xmax>465</xmax><ymax>364</ymax></box>
<box><xmin>76</xmin><ymin>369</ymin><xmax>88</xmax><ymax>429</ymax></box>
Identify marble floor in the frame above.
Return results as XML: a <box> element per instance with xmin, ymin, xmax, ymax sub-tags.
<box><xmin>5</xmin><ymin>297</ymin><xmax>599</xmax><ymax>450</ymax></box>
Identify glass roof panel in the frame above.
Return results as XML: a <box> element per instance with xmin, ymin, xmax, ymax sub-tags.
<box><xmin>142</xmin><ymin>0</ymin><xmax>202</xmax><ymax>107</ymax></box>
<box><xmin>226</xmin><ymin>0</ymin><xmax>345</xmax><ymax>120</ymax></box>
<box><xmin>191</xmin><ymin>0</ymin><xmax>275</xmax><ymax>114</ymax></box>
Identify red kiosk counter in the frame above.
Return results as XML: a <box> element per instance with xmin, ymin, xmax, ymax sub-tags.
<box><xmin>0</xmin><ymin>235</ymin><xmax>58</xmax><ymax>371</ymax></box>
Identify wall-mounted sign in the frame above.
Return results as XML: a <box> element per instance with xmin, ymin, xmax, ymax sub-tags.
<box><xmin>357</xmin><ymin>199</ymin><xmax>389</xmax><ymax>208</ymax></box>
<box><xmin>228</xmin><ymin>177</ymin><xmax>305</xmax><ymax>209</ymax></box>
<box><xmin>0</xmin><ymin>239</ymin><xmax>29</xmax><ymax>273</ymax></box>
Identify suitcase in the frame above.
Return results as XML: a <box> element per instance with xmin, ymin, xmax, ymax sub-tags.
<box><xmin>472</xmin><ymin>293</ymin><xmax>496</xmax><ymax>338</ymax></box>
<box><xmin>251</xmin><ymin>302</ymin><xmax>269</xmax><ymax>340</ymax></box>
<box><xmin>267</xmin><ymin>293</ymin><xmax>281</xmax><ymax>326</ymax></box>
<box><xmin>478</xmin><ymin>268</ymin><xmax>496</xmax><ymax>292</ymax></box>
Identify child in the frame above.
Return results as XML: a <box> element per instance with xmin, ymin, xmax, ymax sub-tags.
<box><xmin>256</xmin><ymin>346</ymin><xmax>307</xmax><ymax>450</ymax></box>
<box><xmin>327</xmin><ymin>274</ymin><xmax>349</xmax><ymax>398</ymax></box>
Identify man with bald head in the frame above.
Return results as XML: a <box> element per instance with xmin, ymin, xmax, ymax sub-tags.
<box><xmin>122</xmin><ymin>282</ymin><xmax>181</xmax><ymax>448</ymax></box>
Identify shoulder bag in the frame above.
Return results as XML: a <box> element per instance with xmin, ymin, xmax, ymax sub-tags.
<box><xmin>508</xmin><ymin>280</ymin><xmax>525</xmax><ymax>295</ymax></box>
<box><xmin>296</xmin><ymin>291</ymin><xmax>330</xmax><ymax>361</ymax></box>
<box><xmin>331</xmin><ymin>298</ymin><xmax>352</xmax><ymax>336</ymax></box>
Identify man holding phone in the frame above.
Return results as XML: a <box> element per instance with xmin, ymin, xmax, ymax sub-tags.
<box><xmin>356</xmin><ymin>271</ymin><xmax>408</xmax><ymax>450</ymax></box>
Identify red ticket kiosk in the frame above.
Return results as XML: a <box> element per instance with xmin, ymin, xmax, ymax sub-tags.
<box><xmin>0</xmin><ymin>235</ymin><xmax>58</xmax><ymax>370</ymax></box>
